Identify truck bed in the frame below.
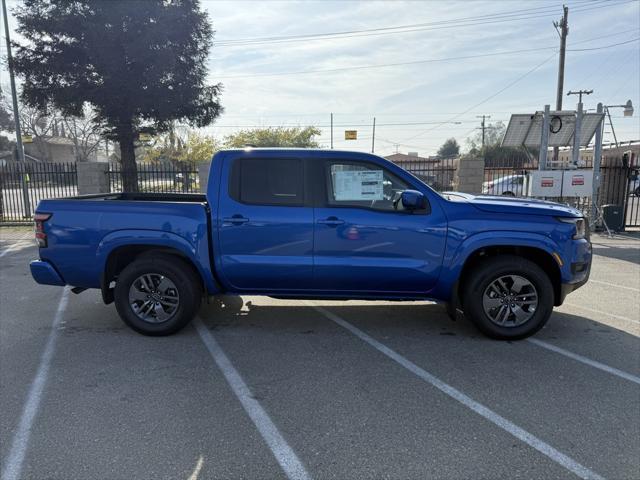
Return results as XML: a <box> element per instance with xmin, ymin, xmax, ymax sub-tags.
<box><xmin>35</xmin><ymin>193</ymin><xmax>214</xmax><ymax>291</ymax></box>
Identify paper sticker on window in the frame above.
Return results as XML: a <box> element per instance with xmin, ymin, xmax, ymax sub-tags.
<box><xmin>333</xmin><ymin>170</ymin><xmax>384</xmax><ymax>201</ymax></box>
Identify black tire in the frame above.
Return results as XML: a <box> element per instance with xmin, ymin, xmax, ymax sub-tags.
<box><xmin>634</xmin><ymin>186</ymin><xmax>640</xmax><ymax>197</ymax></box>
<box><xmin>462</xmin><ymin>255</ymin><xmax>554</xmax><ymax>340</ymax></box>
<box><xmin>502</xmin><ymin>191</ymin><xmax>515</xmax><ymax>197</ymax></box>
<box><xmin>114</xmin><ymin>254</ymin><xmax>202</xmax><ymax>336</ymax></box>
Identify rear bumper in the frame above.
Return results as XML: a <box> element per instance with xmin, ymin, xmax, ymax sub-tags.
<box><xmin>30</xmin><ymin>260</ymin><xmax>66</xmax><ymax>286</ymax></box>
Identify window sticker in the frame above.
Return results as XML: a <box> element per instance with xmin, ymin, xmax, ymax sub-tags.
<box><xmin>333</xmin><ymin>170</ymin><xmax>384</xmax><ymax>201</ymax></box>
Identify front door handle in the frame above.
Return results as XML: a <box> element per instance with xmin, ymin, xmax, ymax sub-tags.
<box><xmin>318</xmin><ymin>216</ymin><xmax>345</xmax><ymax>227</ymax></box>
<box><xmin>223</xmin><ymin>215</ymin><xmax>249</xmax><ymax>225</ymax></box>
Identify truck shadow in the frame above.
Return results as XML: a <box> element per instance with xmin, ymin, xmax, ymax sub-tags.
<box><xmin>198</xmin><ymin>297</ymin><xmax>640</xmax><ymax>357</ymax></box>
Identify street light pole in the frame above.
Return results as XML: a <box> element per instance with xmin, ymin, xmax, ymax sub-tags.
<box><xmin>371</xmin><ymin>117</ymin><xmax>376</xmax><ymax>154</ymax></box>
<box><xmin>2</xmin><ymin>0</ymin><xmax>31</xmax><ymax>217</ymax></box>
<box><xmin>602</xmin><ymin>101</ymin><xmax>634</xmax><ymax>148</ymax></box>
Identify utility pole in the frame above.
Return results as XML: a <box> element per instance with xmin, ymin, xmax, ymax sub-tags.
<box><xmin>553</xmin><ymin>5</ymin><xmax>569</xmax><ymax>162</ymax></box>
<box><xmin>567</xmin><ymin>89</ymin><xmax>592</xmax><ymax>104</ymax></box>
<box><xmin>2</xmin><ymin>0</ymin><xmax>31</xmax><ymax>217</ymax></box>
<box><xmin>476</xmin><ymin>115</ymin><xmax>491</xmax><ymax>148</ymax></box>
<box><xmin>371</xmin><ymin>117</ymin><xmax>376</xmax><ymax>153</ymax></box>
<box><xmin>330</xmin><ymin>113</ymin><xmax>333</xmax><ymax>149</ymax></box>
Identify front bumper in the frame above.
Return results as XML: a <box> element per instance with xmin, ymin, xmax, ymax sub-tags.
<box><xmin>557</xmin><ymin>241</ymin><xmax>592</xmax><ymax>305</ymax></box>
<box><xmin>558</xmin><ymin>275</ymin><xmax>589</xmax><ymax>305</ymax></box>
<box><xmin>30</xmin><ymin>260</ymin><xmax>65</xmax><ymax>286</ymax></box>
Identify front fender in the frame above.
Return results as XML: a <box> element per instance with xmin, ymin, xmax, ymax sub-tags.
<box><xmin>96</xmin><ymin>229</ymin><xmax>219</xmax><ymax>294</ymax></box>
<box><xmin>432</xmin><ymin>231</ymin><xmax>559</xmax><ymax>300</ymax></box>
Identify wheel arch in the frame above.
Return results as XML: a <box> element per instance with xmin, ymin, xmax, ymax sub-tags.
<box><xmin>97</xmin><ymin>231</ymin><xmax>219</xmax><ymax>304</ymax></box>
<box><xmin>456</xmin><ymin>245</ymin><xmax>562</xmax><ymax>307</ymax></box>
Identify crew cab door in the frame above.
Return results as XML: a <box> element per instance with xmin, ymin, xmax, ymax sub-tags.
<box><xmin>312</xmin><ymin>158</ymin><xmax>446</xmax><ymax>294</ymax></box>
<box><xmin>217</xmin><ymin>154</ymin><xmax>314</xmax><ymax>291</ymax></box>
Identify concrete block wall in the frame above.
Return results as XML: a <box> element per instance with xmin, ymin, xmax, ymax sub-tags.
<box><xmin>198</xmin><ymin>162</ymin><xmax>210</xmax><ymax>193</ymax></box>
<box><xmin>77</xmin><ymin>162</ymin><xmax>110</xmax><ymax>195</ymax></box>
<box><xmin>454</xmin><ymin>156</ymin><xmax>484</xmax><ymax>194</ymax></box>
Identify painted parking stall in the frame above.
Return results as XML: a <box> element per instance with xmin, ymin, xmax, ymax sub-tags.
<box><xmin>0</xmin><ymin>230</ymin><xmax>638</xmax><ymax>479</ymax></box>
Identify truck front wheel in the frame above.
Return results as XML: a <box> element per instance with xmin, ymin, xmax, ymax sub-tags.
<box><xmin>114</xmin><ymin>255</ymin><xmax>202</xmax><ymax>336</ymax></box>
<box><xmin>463</xmin><ymin>255</ymin><xmax>554</xmax><ymax>340</ymax></box>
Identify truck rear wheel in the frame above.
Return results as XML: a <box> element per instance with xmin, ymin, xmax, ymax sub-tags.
<box><xmin>114</xmin><ymin>255</ymin><xmax>202</xmax><ymax>336</ymax></box>
<box><xmin>463</xmin><ymin>255</ymin><xmax>553</xmax><ymax>340</ymax></box>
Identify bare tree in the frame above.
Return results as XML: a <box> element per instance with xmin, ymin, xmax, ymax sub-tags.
<box><xmin>63</xmin><ymin>108</ymin><xmax>103</xmax><ymax>162</ymax></box>
<box><xmin>18</xmin><ymin>104</ymin><xmax>58</xmax><ymax>161</ymax></box>
<box><xmin>18</xmin><ymin>102</ymin><xmax>103</xmax><ymax>162</ymax></box>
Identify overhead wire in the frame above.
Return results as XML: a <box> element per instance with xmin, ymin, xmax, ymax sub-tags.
<box><xmin>401</xmin><ymin>52</ymin><xmax>559</xmax><ymax>142</ymax></box>
<box><xmin>212</xmin><ymin>0</ymin><xmax>618</xmax><ymax>47</ymax></box>
<box><xmin>216</xmin><ymin>37</ymin><xmax>639</xmax><ymax>79</ymax></box>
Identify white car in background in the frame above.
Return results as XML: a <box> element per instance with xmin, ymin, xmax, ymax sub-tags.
<box><xmin>482</xmin><ymin>174</ymin><xmax>525</xmax><ymax>196</ymax></box>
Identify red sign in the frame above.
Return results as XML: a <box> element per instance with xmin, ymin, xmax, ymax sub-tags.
<box><xmin>541</xmin><ymin>178</ymin><xmax>554</xmax><ymax>187</ymax></box>
<box><xmin>571</xmin><ymin>175</ymin><xmax>585</xmax><ymax>186</ymax></box>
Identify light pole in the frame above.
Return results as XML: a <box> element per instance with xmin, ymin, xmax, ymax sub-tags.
<box><xmin>2</xmin><ymin>0</ymin><xmax>31</xmax><ymax>217</ymax></box>
<box><xmin>603</xmin><ymin>100</ymin><xmax>634</xmax><ymax>147</ymax></box>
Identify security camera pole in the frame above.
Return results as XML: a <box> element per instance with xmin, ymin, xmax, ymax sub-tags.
<box><xmin>2</xmin><ymin>0</ymin><xmax>31</xmax><ymax>216</ymax></box>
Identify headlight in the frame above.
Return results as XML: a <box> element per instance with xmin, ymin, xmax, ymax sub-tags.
<box><xmin>557</xmin><ymin>217</ymin><xmax>588</xmax><ymax>240</ymax></box>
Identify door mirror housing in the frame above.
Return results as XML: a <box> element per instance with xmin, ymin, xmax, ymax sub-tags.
<box><xmin>399</xmin><ymin>190</ymin><xmax>427</xmax><ymax>211</ymax></box>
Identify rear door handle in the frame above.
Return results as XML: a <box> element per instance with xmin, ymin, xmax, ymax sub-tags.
<box><xmin>223</xmin><ymin>215</ymin><xmax>249</xmax><ymax>225</ymax></box>
<box><xmin>318</xmin><ymin>216</ymin><xmax>345</xmax><ymax>227</ymax></box>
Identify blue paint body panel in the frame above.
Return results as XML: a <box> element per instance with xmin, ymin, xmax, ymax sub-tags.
<box><xmin>30</xmin><ymin>260</ymin><xmax>65</xmax><ymax>286</ymax></box>
<box><xmin>30</xmin><ymin>149</ymin><xmax>591</xmax><ymax>305</ymax></box>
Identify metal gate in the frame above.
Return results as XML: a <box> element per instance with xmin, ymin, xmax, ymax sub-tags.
<box><xmin>599</xmin><ymin>156</ymin><xmax>639</xmax><ymax>228</ymax></box>
<box><xmin>108</xmin><ymin>162</ymin><xmax>200</xmax><ymax>193</ymax></box>
<box><xmin>0</xmin><ymin>162</ymin><xmax>78</xmax><ymax>224</ymax></box>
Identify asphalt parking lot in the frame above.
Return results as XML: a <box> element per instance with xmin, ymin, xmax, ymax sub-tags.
<box><xmin>1</xmin><ymin>227</ymin><xmax>639</xmax><ymax>480</ymax></box>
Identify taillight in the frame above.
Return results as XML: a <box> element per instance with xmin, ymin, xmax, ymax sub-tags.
<box><xmin>34</xmin><ymin>213</ymin><xmax>52</xmax><ymax>248</ymax></box>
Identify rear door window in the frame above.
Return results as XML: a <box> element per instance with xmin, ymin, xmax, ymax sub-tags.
<box><xmin>230</xmin><ymin>158</ymin><xmax>304</xmax><ymax>206</ymax></box>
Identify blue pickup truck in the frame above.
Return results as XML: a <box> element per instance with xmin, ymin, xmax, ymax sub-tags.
<box><xmin>30</xmin><ymin>148</ymin><xmax>591</xmax><ymax>339</ymax></box>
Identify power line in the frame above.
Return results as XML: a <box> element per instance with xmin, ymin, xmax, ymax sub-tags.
<box><xmin>206</xmin><ymin>120</ymin><xmax>477</xmax><ymax>128</ymax></box>
<box><xmin>567</xmin><ymin>37</ymin><xmax>640</xmax><ymax>51</ymax></box>
<box><xmin>398</xmin><ymin>36</ymin><xmax>638</xmax><ymax>143</ymax></box>
<box><xmin>401</xmin><ymin>51</ymin><xmax>559</xmax><ymax>143</ymax></box>
<box><xmin>216</xmin><ymin>37</ymin><xmax>639</xmax><ymax>79</ymax></box>
<box><xmin>212</xmin><ymin>0</ymin><xmax>619</xmax><ymax>47</ymax></box>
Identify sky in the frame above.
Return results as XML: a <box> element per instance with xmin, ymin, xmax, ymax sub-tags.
<box><xmin>2</xmin><ymin>0</ymin><xmax>639</xmax><ymax>157</ymax></box>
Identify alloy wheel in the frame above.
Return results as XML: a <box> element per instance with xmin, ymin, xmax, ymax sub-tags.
<box><xmin>482</xmin><ymin>274</ymin><xmax>538</xmax><ymax>327</ymax></box>
<box><xmin>128</xmin><ymin>273</ymin><xmax>180</xmax><ymax>324</ymax></box>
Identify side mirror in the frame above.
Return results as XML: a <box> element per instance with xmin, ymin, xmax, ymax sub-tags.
<box><xmin>399</xmin><ymin>190</ymin><xmax>427</xmax><ymax>211</ymax></box>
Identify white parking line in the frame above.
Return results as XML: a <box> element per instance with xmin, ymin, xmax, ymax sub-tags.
<box><xmin>527</xmin><ymin>338</ymin><xmax>640</xmax><ymax>385</ymax></box>
<box><xmin>1</xmin><ymin>287</ymin><xmax>70</xmax><ymax>480</ymax></box>
<box><xmin>563</xmin><ymin>302</ymin><xmax>640</xmax><ymax>325</ymax></box>
<box><xmin>588</xmin><ymin>279</ymin><xmax>640</xmax><ymax>293</ymax></box>
<box><xmin>310</xmin><ymin>304</ymin><xmax>605</xmax><ymax>480</ymax></box>
<box><xmin>0</xmin><ymin>242</ymin><xmax>33</xmax><ymax>258</ymax></box>
<box><xmin>194</xmin><ymin>318</ymin><xmax>311</xmax><ymax>480</ymax></box>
